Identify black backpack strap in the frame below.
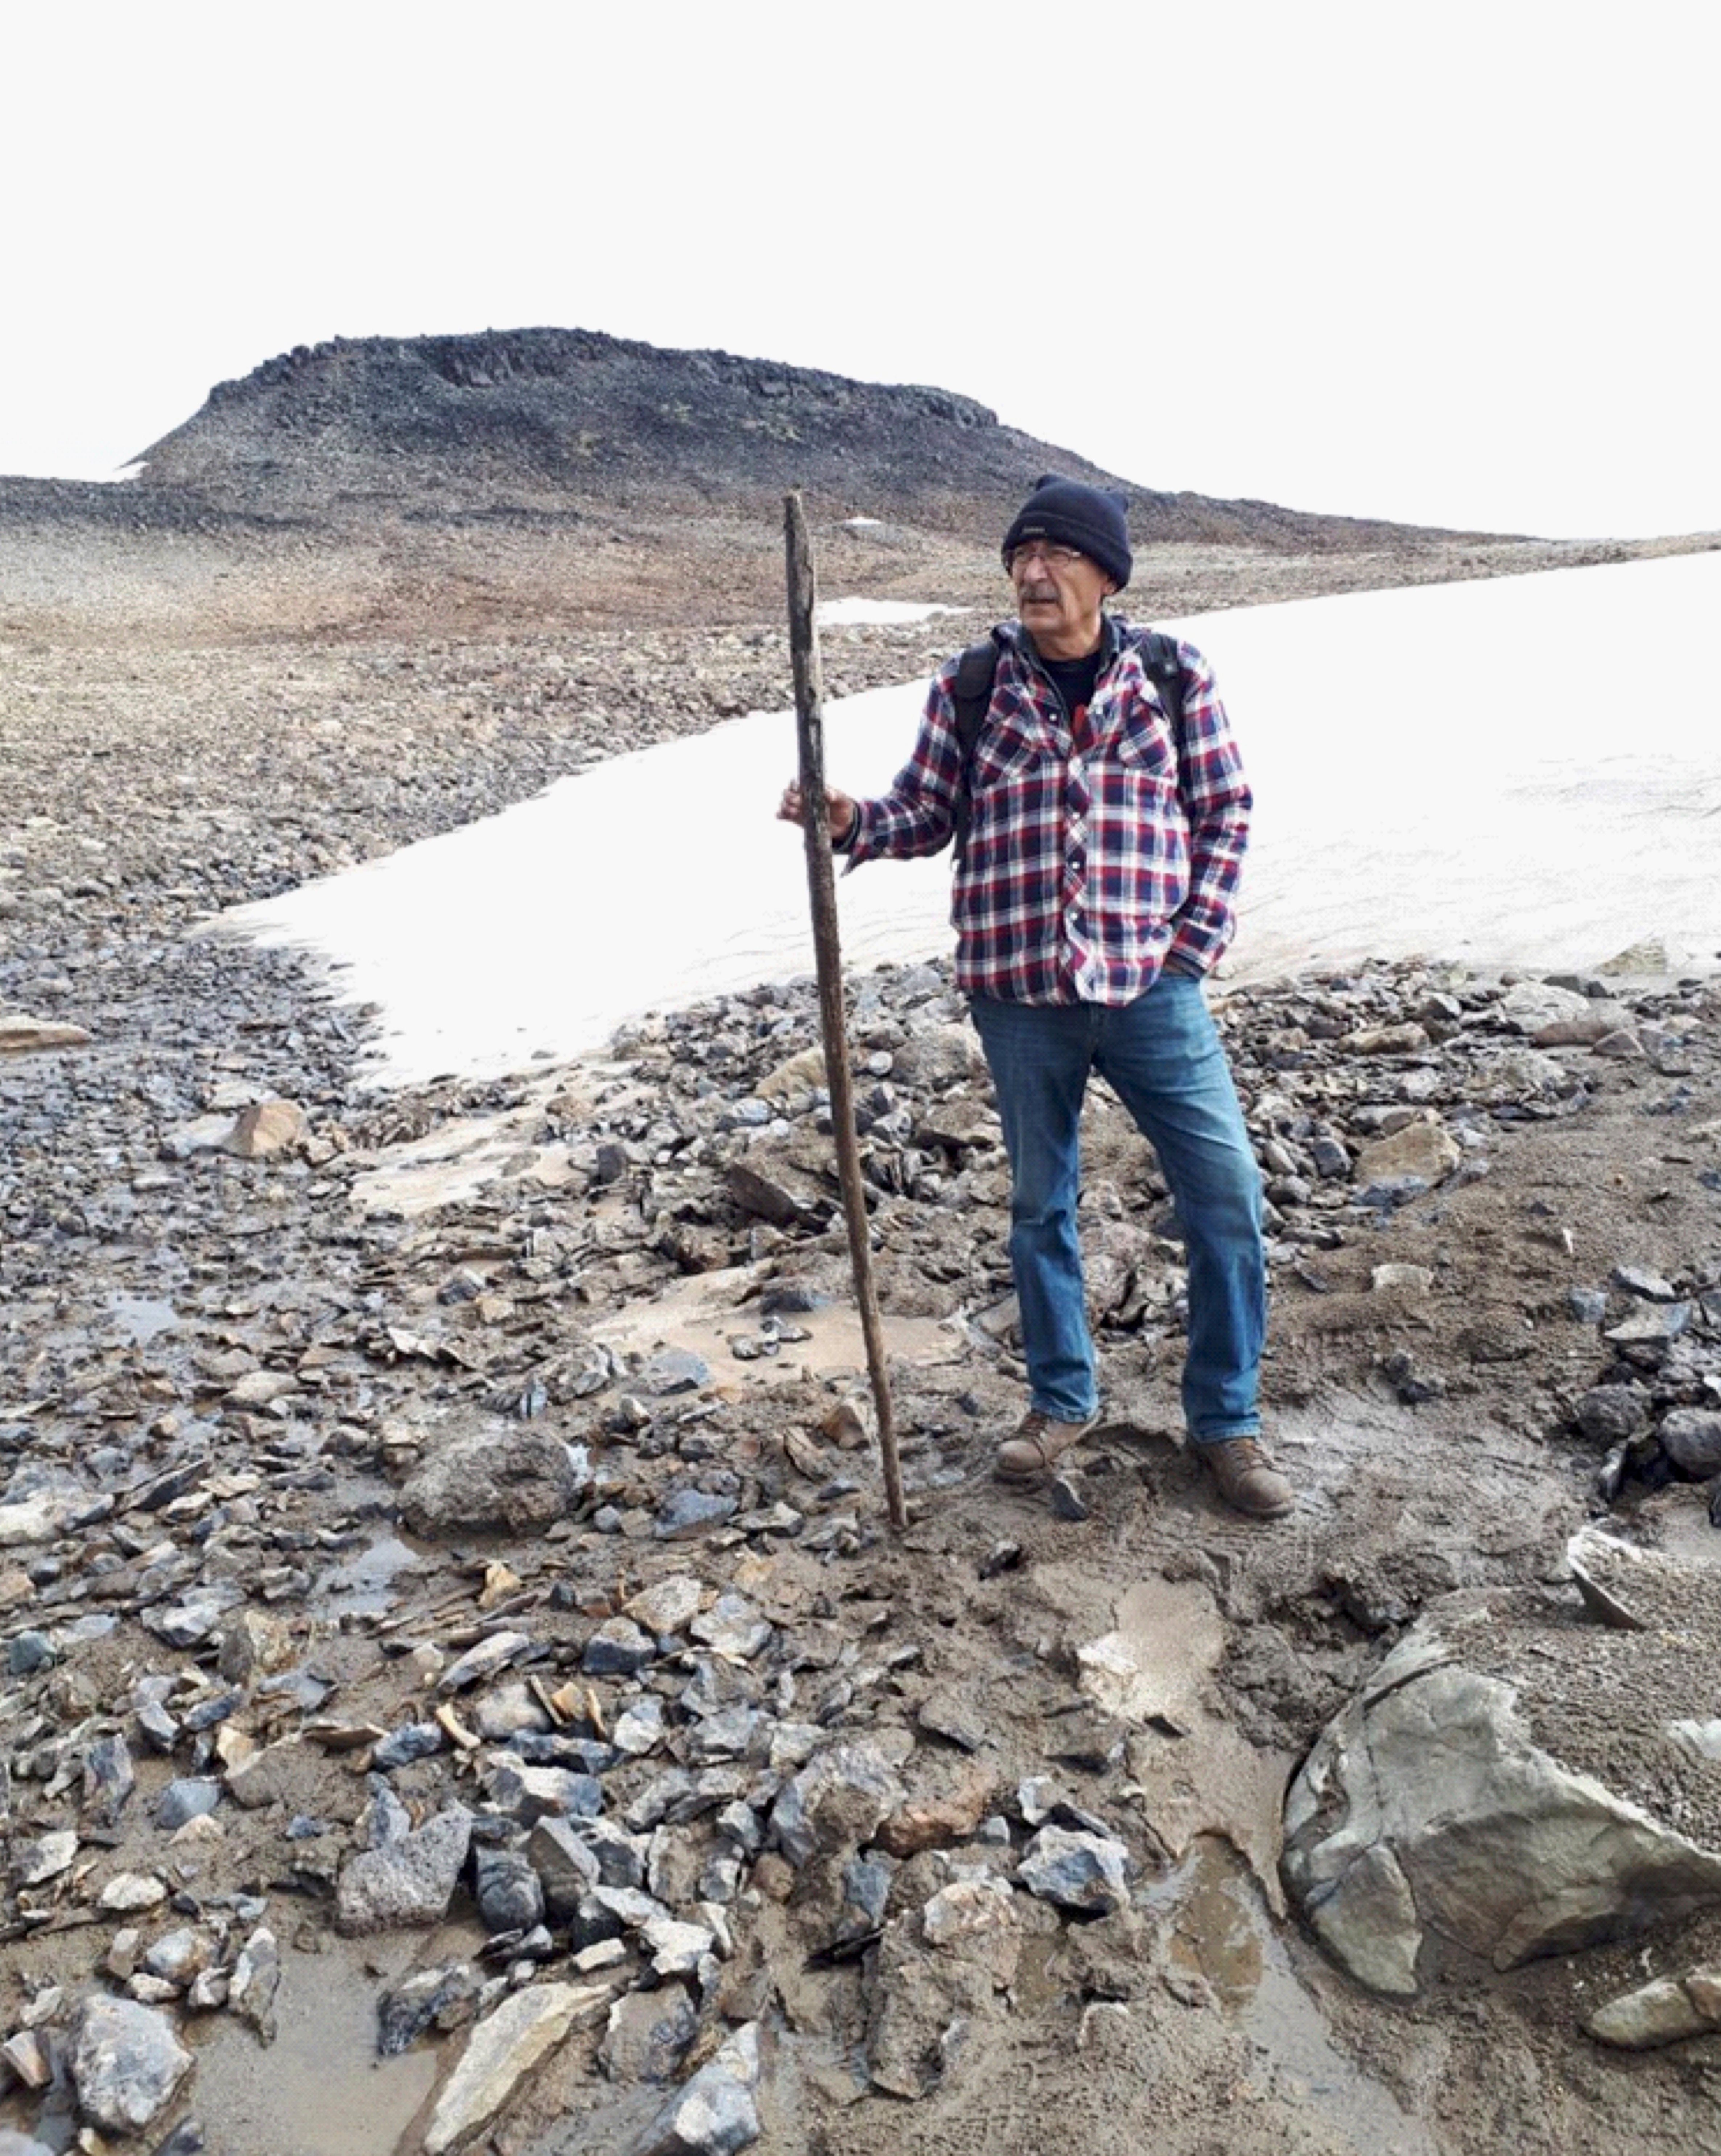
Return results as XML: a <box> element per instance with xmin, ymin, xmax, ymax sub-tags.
<box><xmin>949</xmin><ymin>633</ymin><xmax>1003</xmax><ymax>868</ymax></box>
<box><xmin>1138</xmin><ymin>628</ymin><xmax>1188</xmax><ymax>746</ymax></box>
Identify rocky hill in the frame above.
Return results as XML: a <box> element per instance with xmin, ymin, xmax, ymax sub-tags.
<box><xmin>127</xmin><ymin>326</ymin><xmax>1452</xmax><ymax>547</ymax></box>
<box><xmin>5</xmin><ymin>326</ymin><xmax>1695</xmax><ymax>644</ymax></box>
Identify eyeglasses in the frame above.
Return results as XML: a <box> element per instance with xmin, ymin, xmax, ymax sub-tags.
<box><xmin>1004</xmin><ymin>540</ymin><xmax>1085</xmax><ymax>572</ymax></box>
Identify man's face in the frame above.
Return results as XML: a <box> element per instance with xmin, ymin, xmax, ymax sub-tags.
<box><xmin>1007</xmin><ymin>539</ymin><xmax>1115</xmax><ymax>655</ymax></box>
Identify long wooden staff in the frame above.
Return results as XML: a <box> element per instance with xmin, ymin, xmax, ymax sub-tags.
<box><xmin>783</xmin><ymin>491</ymin><xmax>907</xmax><ymax>1532</ymax></box>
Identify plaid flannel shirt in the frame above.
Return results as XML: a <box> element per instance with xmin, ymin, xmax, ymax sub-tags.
<box><xmin>845</xmin><ymin>616</ymin><xmax>1250</xmax><ymax>1004</ymax></box>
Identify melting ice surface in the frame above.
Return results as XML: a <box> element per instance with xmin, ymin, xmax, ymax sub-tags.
<box><xmin>225</xmin><ymin>555</ymin><xmax>1721</xmax><ymax>1089</ymax></box>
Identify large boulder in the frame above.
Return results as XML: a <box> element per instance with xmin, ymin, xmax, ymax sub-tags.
<box><xmin>1283</xmin><ymin>1564</ymin><xmax>1721</xmax><ymax>1996</ymax></box>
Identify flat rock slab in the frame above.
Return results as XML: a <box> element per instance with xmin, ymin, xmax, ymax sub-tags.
<box><xmin>0</xmin><ymin>1012</ymin><xmax>91</xmax><ymax>1054</ymax></box>
<box><xmin>425</xmin><ymin>1980</ymin><xmax>610</xmax><ymax>2154</ymax></box>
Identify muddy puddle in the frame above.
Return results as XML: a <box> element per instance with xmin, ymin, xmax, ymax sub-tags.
<box><xmin>106</xmin><ymin>1291</ymin><xmax>180</xmax><ymax>1344</ymax></box>
<box><xmin>189</xmin><ymin>1937</ymin><xmax>449</xmax><ymax>2156</ymax></box>
<box><xmin>1147</xmin><ymin>1838</ymin><xmax>1437</xmax><ymax>2155</ymax></box>
<box><xmin>587</xmin><ymin>1264</ymin><xmax>966</xmax><ymax>1391</ymax></box>
<box><xmin>310</xmin><ymin>1531</ymin><xmax>427</xmax><ymax>1621</ymax></box>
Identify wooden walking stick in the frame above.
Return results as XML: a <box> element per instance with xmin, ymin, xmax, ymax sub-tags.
<box><xmin>783</xmin><ymin>490</ymin><xmax>907</xmax><ymax>1532</ymax></box>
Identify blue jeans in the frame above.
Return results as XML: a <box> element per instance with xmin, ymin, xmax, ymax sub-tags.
<box><xmin>969</xmin><ymin>976</ymin><xmax>1265</xmax><ymax>1442</ymax></box>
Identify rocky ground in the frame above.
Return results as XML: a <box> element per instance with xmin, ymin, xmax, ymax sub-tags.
<box><xmin>5</xmin><ymin>544</ymin><xmax>1721</xmax><ymax>2156</ymax></box>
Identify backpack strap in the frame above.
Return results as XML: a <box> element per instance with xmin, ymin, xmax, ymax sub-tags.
<box><xmin>1138</xmin><ymin>628</ymin><xmax>1188</xmax><ymax>747</ymax></box>
<box><xmin>949</xmin><ymin>632</ymin><xmax>1003</xmax><ymax>869</ymax></box>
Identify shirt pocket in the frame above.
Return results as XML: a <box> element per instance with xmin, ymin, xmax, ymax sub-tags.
<box><xmin>973</xmin><ymin>719</ymin><xmax>1046</xmax><ymax>792</ymax></box>
<box><xmin>1112</xmin><ymin>704</ymin><xmax>1178</xmax><ymax>778</ymax></box>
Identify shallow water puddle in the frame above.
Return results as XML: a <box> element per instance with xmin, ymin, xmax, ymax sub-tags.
<box><xmin>311</xmin><ymin>1532</ymin><xmax>426</xmax><ymax>1620</ymax></box>
<box><xmin>1150</xmin><ymin>1838</ymin><xmax>1437</xmax><ymax>2154</ymax></box>
<box><xmin>107</xmin><ymin>1291</ymin><xmax>179</xmax><ymax>1343</ymax></box>
<box><xmin>190</xmin><ymin>1939</ymin><xmax>442</xmax><ymax>2156</ymax></box>
<box><xmin>587</xmin><ymin>1264</ymin><xmax>964</xmax><ymax>1389</ymax></box>
<box><xmin>1072</xmin><ymin>1570</ymin><xmax>1291</xmax><ymax>1907</ymax></box>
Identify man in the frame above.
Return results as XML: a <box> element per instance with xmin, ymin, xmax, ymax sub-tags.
<box><xmin>777</xmin><ymin>476</ymin><xmax>1287</xmax><ymax>1520</ymax></box>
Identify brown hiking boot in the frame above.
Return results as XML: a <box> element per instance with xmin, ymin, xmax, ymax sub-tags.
<box><xmin>995</xmin><ymin>1409</ymin><xmax>1095</xmax><ymax>1484</ymax></box>
<box><xmin>1198</xmin><ymin>1436</ymin><xmax>1294</xmax><ymax>1520</ymax></box>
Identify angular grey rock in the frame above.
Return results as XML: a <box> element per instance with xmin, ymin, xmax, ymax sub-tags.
<box><xmin>770</xmin><ymin>1741</ymin><xmax>906</xmax><ymax>1868</ymax></box>
<box><xmin>143</xmin><ymin>1583</ymin><xmax>245</xmax><ymax>1649</ymax></box>
<box><xmin>1574</xmin><ymin>1386</ymin><xmax>1648</xmax><ymax>1444</ymax></box>
<box><xmin>486</xmin><ymin>1760</ymin><xmax>603</xmax><ymax>1824</ymax></box>
<box><xmin>633</xmin><ymin>2021</ymin><xmax>761</xmax><ymax>2156</ymax></box>
<box><xmin>14</xmin><ymin>1829</ymin><xmax>79</xmax><ymax>1885</ymax></box>
<box><xmin>372</xmin><ymin>1721</ymin><xmax>445</xmax><ymax>1771</ymax></box>
<box><xmin>337</xmin><ymin>1806</ymin><xmax>472</xmax><ymax>1934</ymax></box>
<box><xmin>690</xmin><ymin>1594</ymin><xmax>772</xmax><ymax>1660</ymax></box>
<box><xmin>228</xmin><ymin>1926</ymin><xmax>281</xmax><ymax>2043</ymax></box>
<box><xmin>474</xmin><ymin>1680</ymin><xmax>552</xmax><ymax>1741</ymax></box>
<box><xmin>1606</xmin><ymin>1302</ymin><xmax>1690</xmax><ymax>1347</ymax></box>
<box><xmin>0</xmin><ymin>1494</ymin><xmax>68</xmax><ymax>1549</ymax></box>
<box><xmin>641</xmin><ymin>1349</ymin><xmax>711</xmax><ymax>1396</ymax></box>
<box><xmin>723</xmin><ymin>1161</ymin><xmax>816</xmax><ymax>1228</ymax></box>
<box><xmin>7</xmin><ymin>1630</ymin><xmax>55</xmax><ymax>1676</ymax></box>
<box><xmin>1015</xmin><ymin>1825</ymin><xmax>1131</xmax><ymax>1916</ymax></box>
<box><xmin>600</xmin><ymin>1984</ymin><xmax>699</xmax><ymax>2084</ymax></box>
<box><xmin>577</xmin><ymin>1818</ymin><xmax>649</xmax><ymax>1889</ymax></box>
<box><xmin>143</xmin><ymin>1927</ymin><xmax>213</xmax><ymax>1984</ymax></box>
<box><xmin>475</xmin><ymin>1847</ymin><xmax>545</xmax><ymax>1934</ymax></box>
<box><xmin>377</xmin><ymin>1963</ymin><xmax>482</xmax><ymax>2057</ymax></box>
<box><xmin>438</xmin><ymin>1630</ymin><xmax>532</xmax><ymax>1692</ymax></box>
<box><xmin>613</xmin><ymin>1695</ymin><xmax>669</xmax><ymax>1756</ymax></box>
<box><xmin>1283</xmin><ymin>1621</ymin><xmax>1721</xmax><ymax>1996</ymax></box>
<box><xmin>1659</xmin><ymin>1410</ymin><xmax>1721</xmax><ymax>1479</ymax></box>
<box><xmin>156</xmin><ymin>1779</ymin><xmax>222</xmax><ymax>1831</ymax></box>
<box><xmin>1498</xmin><ymin>980</ymin><xmax>1606</xmax><ymax>1042</ymax></box>
<box><xmin>401</xmin><ymin>1427</ymin><xmax>591</xmax><ymax>1536</ymax></box>
<box><xmin>1613</xmin><ymin>1264</ymin><xmax>1678</xmax><ymax>1301</ymax></box>
<box><xmin>527</xmin><ymin>1817</ymin><xmax>602</xmax><ymax>1918</ymax></box>
<box><xmin>583</xmin><ymin>1617</ymin><xmax>656</xmax><ymax>1676</ymax></box>
<box><xmin>68</xmin><ymin>1995</ymin><xmax>193</xmax><ymax>2136</ymax></box>
<box><xmin>624</xmin><ymin>1575</ymin><xmax>705</xmax><ymax>1635</ymax></box>
<box><xmin>82</xmin><ymin>1733</ymin><xmax>135</xmax><ymax>1824</ymax></box>
<box><xmin>889</xmin><ymin>1024</ymin><xmax>981</xmax><ymax>1089</ymax></box>
<box><xmin>655</xmin><ymin>1488</ymin><xmax>738</xmax><ymax>1539</ymax></box>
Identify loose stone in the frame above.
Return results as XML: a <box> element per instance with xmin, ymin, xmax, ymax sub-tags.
<box><xmin>67</xmin><ymin>1995</ymin><xmax>194</xmax><ymax>2137</ymax></box>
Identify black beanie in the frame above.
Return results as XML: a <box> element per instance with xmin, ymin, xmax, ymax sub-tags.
<box><xmin>1002</xmin><ymin>475</ymin><xmax>1132</xmax><ymax>591</ymax></box>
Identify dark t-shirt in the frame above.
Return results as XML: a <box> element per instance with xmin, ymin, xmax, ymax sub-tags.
<box><xmin>1038</xmin><ymin>648</ymin><xmax>1104</xmax><ymax>749</ymax></box>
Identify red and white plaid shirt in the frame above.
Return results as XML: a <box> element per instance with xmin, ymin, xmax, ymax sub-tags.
<box><xmin>845</xmin><ymin>616</ymin><xmax>1250</xmax><ymax>1004</ymax></box>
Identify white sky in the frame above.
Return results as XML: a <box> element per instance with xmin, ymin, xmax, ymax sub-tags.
<box><xmin>4</xmin><ymin>0</ymin><xmax>1716</xmax><ymax>539</ymax></box>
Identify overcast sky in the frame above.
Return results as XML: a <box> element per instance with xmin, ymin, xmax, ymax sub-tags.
<box><xmin>5</xmin><ymin>0</ymin><xmax>1714</xmax><ymax>539</ymax></box>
